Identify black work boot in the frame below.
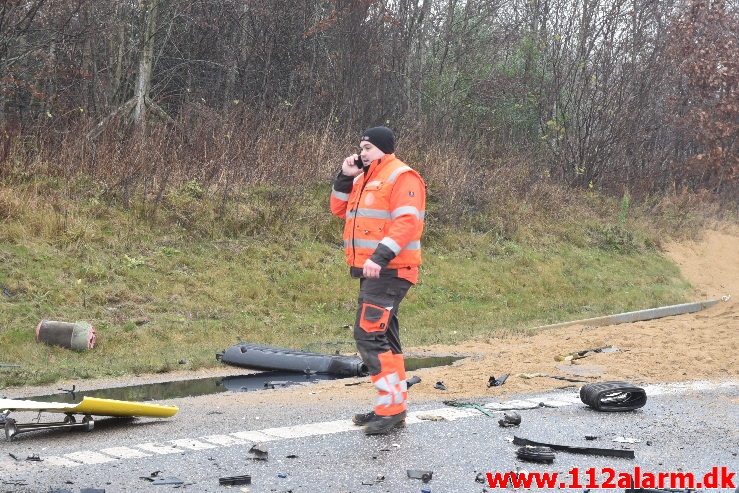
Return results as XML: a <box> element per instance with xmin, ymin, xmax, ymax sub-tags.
<box><xmin>352</xmin><ymin>411</ymin><xmax>376</xmax><ymax>426</ymax></box>
<box><xmin>363</xmin><ymin>411</ymin><xmax>406</xmax><ymax>435</ymax></box>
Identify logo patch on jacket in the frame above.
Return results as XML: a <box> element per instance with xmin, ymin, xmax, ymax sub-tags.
<box><xmin>409</xmin><ymin>191</ymin><xmax>415</xmax><ymax>197</ymax></box>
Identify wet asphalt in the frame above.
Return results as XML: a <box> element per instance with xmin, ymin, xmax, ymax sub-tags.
<box><xmin>0</xmin><ymin>382</ymin><xmax>737</xmax><ymax>492</ymax></box>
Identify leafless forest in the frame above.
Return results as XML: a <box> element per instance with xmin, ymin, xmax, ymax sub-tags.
<box><xmin>0</xmin><ymin>0</ymin><xmax>736</xmax><ymax>204</ymax></box>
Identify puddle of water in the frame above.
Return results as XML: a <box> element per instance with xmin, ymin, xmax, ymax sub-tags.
<box><xmin>25</xmin><ymin>355</ymin><xmax>464</xmax><ymax>402</ymax></box>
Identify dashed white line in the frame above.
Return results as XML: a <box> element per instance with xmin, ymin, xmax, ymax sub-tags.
<box><xmin>199</xmin><ymin>434</ymin><xmax>250</xmax><ymax>446</ymax></box>
<box><xmin>100</xmin><ymin>446</ymin><xmax>152</xmax><ymax>459</ymax></box>
<box><xmin>170</xmin><ymin>438</ymin><xmax>218</xmax><ymax>450</ymax></box>
<box><xmin>64</xmin><ymin>451</ymin><xmax>117</xmax><ymax>464</ymax></box>
<box><xmin>136</xmin><ymin>442</ymin><xmax>184</xmax><ymax>455</ymax></box>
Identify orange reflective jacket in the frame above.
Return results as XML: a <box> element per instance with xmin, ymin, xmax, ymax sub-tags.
<box><xmin>333</xmin><ymin>154</ymin><xmax>425</xmax><ymax>270</ymax></box>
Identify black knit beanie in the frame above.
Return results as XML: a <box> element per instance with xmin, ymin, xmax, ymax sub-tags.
<box><xmin>360</xmin><ymin>126</ymin><xmax>395</xmax><ymax>154</ymax></box>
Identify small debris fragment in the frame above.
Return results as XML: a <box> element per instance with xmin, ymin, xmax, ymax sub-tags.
<box><xmin>475</xmin><ymin>472</ymin><xmax>486</xmax><ymax>483</ymax></box>
<box><xmin>585</xmin><ymin>435</ymin><xmax>598</xmax><ymax>441</ymax></box>
<box><xmin>277</xmin><ymin>473</ymin><xmax>287</xmax><ymax>478</ymax></box>
<box><xmin>264</xmin><ymin>381</ymin><xmax>289</xmax><ymax>389</ymax></box>
<box><xmin>178</xmin><ymin>360</ymin><xmax>186</xmax><ymax>365</ymax></box>
<box><xmin>219</xmin><ymin>475</ymin><xmax>251</xmax><ymax>486</ymax></box>
<box><xmin>1</xmin><ymin>282</ymin><xmax>12</xmax><ymax>297</ymax></box>
<box><xmin>417</xmin><ymin>414</ymin><xmax>446</xmax><ymax>422</ymax></box>
<box><xmin>434</xmin><ymin>381</ymin><xmax>447</xmax><ymax>391</ymax></box>
<box><xmin>286</xmin><ymin>454</ymin><xmax>298</xmax><ymax>459</ymax></box>
<box><xmin>488</xmin><ymin>374</ymin><xmax>509</xmax><ymax>387</ymax></box>
<box><xmin>248</xmin><ymin>443</ymin><xmax>268</xmax><ymax>460</ymax></box>
<box><xmin>26</xmin><ymin>454</ymin><xmax>42</xmax><ymax>462</ymax></box>
<box><xmin>150</xmin><ymin>478</ymin><xmax>184</xmax><ymax>485</ymax></box>
<box><xmin>498</xmin><ymin>411</ymin><xmax>522</xmax><ymax>427</ymax></box>
<box><xmin>407</xmin><ymin>469</ymin><xmax>433</xmax><ymax>483</ymax></box>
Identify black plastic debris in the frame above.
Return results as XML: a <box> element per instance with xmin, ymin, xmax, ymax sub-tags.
<box><xmin>498</xmin><ymin>411</ymin><xmax>522</xmax><ymax>427</ymax></box>
<box><xmin>580</xmin><ymin>381</ymin><xmax>647</xmax><ymax>411</ymax></box>
<box><xmin>178</xmin><ymin>360</ymin><xmax>186</xmax><ymax>365</ymax></box>
<box><xmin>150</xmin><ymin>478</ymin><xmax>184</xmax><ymax>485</ymax></box>
<box><xmin>475</xmin><ymin>472</ymin><xmax>486</xmax><ymax>483</ymax></box>
<box><xmin>286</xmin><ymin>454</ymin><xmax>298</xmax><ymax>459</ymax></box>
<box><xmin>433</xmin><ymin>381</ymin><xmax>447</xmax><ymax>391</ymax></box>
<box><xmin>248</xmin><ymin>443</ymin><xmax>268</xmax><ymax>460</ymax></box>
<box><xmin>219</xmin><ymin>475</ymin><xmax>251</xmax><ymax>486</ymax></box>
<box><xmin>585</xmin><ymin>435</ymin><xmax>599</xmax><ymax>440</ymax></box>
<box><xmin>488</xmin><ymin>374</ymin><xmax>509</xmax><ymax>387</ymax></box>
<box><xmin>217</xmin><ymin>341</ymin><xmax>368</xmax><ymax>376</ymax></box>
<box><xmin>26</xmin><ymin>454</ymin><xmax>42</xmax><ymax>462</ymax></box>
<box><xmin>406</xmin><ymin>375</ymin><xmax>422</xmax><ymax>388</ymax></box>
<box><xmin>407</xmin><ymin>469</ymin><xmax>433</xmax><ymax>483</ymax></box>
<box><xmin>516</xmin><ymin>445</ymin><xmax>555</xmax><ymax>463</ymax></box>
<box><xmin>513</xmin><ymin>435</ymin><xmax>635</xmax><ymax>459</ymax></box>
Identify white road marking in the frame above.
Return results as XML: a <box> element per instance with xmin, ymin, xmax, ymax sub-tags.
<box><xmin>64</xmin><ymin>451</ymin><xmax>117</xmax><ymax>464</ymax></box>
<box><xmin>170</xmin><ymin>438</ymin><xmax>218</xmax><ymax>450</ymax></box>
<box><xmin>231</xmin><ymin>430</ymin><xmax>281</xmax><ymax>442</ymax></box>
<box><xmin>200</xmin><ymin>434</ymin><xmax>250</xmax><ymax>446</ymax></box>
<box><xmin>100</xmin><ymin>446</ymin><xmax>152</xmax><ymax>459</ymax></box>
<box><xmin>136</xmin><ymin>442</ymin><xmax>184</xmax><ymax>455</ymax></box>
<box><xmin>13</xmin><ymin>379</ymin><xmax>736</xmax><ymax>470</ymax></box>
<box><xmin>42</xmin><ymin>456</ymin><xmax>84</xmax><ymax>467</ymax></box>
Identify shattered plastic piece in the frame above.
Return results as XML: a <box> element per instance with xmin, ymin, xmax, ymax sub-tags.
<box><xmin>2</xmin><ymin>281</ymin><xmax>12</xmax><ymax>297</ymax></box>
<box><xmin>26</xmin><ymin>454</ymin><xmax>42</xmax><ymax>461</ymax></box>
<box><xmin>422</xmin><ymin>489</ymin><xmax>432</xmax><ymax>493</ymax></box>
<box><xmin>475</xmin><ymin>472</ymin><xmax>486</xmax><ymax>483</ymax></box>
<box><xmin>277</xmin><ymin>473</ymin><xmax>288</xmax><ymax>478</ymax></box>
<box><xmin>286</xmin><ymin>454</ymin><xmax>298</xmax><ymax>458</ymax></box>
<box><xmin>434</xmin><ymin>381</ymin><xmax>447</xmax><ymax>391</ymax></box>
<box><xmin>554</xmin><ymin>346</ymin><xmax>619</xmax><ymax>361</ymax></box>
<box><xmin>150</xmin><ymin>478</ymin><xmax>184</xmax><ymax>485</ymax></box>
<box><xmin>517</xmin><ymin>373</ymin><xmax>589</xmax><ymax>383</ymax></box>
<box><xmin>516</xmin><ymin>445</ymin><xmax>555</xmax><ymax>463</ymax></box>
<box><xmin>488</xmin><ymin>374</ymin><xmax>509</xmax><ymax>387</ymax></box>
<box><xmin>498</xmin><ymin>412</ymin><xmax>522</xmax><ymax>427</ymax></box>
<box><xmin>585</xmin><ymin>435</ymin><xmax>599</xmax><ymax>441</ymax></box>
<box><xmin>513</xmin><ymin>435</ymin><xmax>635</xmax><ymax>459</ymax></box>
<box><xmin>407</xmin><ymin>470</ymin><xmax>433</xmax><ymax>483</ymax></box>
<box><xmin>580</xmin><ymin>381</ymin><xmax>647</xmax><ymax>411</ymax></box>
<box><xmin>219</xmin><ymin>475</ymin><xmax>251</xmax><ymax>486</ymax></box>
<box><xmin>248</xmin><ymin>443</ymin><xmax>268</xmax><ymax>460</ymax></box>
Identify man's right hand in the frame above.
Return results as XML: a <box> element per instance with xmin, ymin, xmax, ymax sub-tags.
<box><xmin>342</xmin><ymin>154</ymin><xmax>363</xmax><ymax>177</ymax></box>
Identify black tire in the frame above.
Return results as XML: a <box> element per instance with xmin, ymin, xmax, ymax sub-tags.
<box><xmin>580</xmin><ymin>381</ymin><xmax>647</xmax><ymax>411</ymax></box>
<box><xmin>516</xmin><ymin>445</ymin><xmax>555</xmax><ymax>463</ymax></box>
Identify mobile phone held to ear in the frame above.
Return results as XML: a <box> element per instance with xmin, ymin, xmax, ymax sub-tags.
<box><xmin>354</xmin><ymin>155</ymin><xmax>364</xmax><ymax>170</ymax></box>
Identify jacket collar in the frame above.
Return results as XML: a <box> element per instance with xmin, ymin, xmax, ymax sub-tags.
<box><xmin>366</xmin><ymin>153</ymin><xmax>396</xmax><ymax>179</ymax></box>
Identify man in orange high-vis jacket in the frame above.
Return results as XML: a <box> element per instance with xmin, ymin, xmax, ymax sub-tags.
<box><xmin>330</xmin><ymin>126</ymin><xmax>426</xmax><ymax>435</ymax></box>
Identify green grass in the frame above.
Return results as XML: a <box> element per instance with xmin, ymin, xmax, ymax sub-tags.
<box><xmin>0</xmin><ymin>180</ymin><xmax>697</xmax><ymax>387</ymax></box>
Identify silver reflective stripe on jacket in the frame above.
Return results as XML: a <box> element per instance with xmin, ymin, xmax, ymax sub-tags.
<box><xmin>349</xmin><ymin>208</ymin><xmax>392</xmax><ymax>219</ymax></box>
<box><xmin>344</xmin><ymin>239</ymin><xmax>421</xmax><ymax>251</ymax></box>
<box><xmin>386</xmin><ymin>166</ymin><xmax>412</xmax><ymax>183</ymax></box>
<box><xmin>331</xmin><ymin>188</ymin><xmax>349</xmax><ymax>201</ymax></box>
<box><xmin>390</xmin><ymin>206</ymin><xmax>425</xmax><ymax>220</ymax></box>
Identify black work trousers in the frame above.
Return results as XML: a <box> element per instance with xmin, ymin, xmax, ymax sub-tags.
<box><xmin>353</xmin><ymin>275</ymin><xmax>413</xmax><ymax>376</ymax></box>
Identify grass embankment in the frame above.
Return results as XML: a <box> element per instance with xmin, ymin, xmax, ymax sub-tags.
<box><xmin>0</xmin><ymin>176</ymin><xmax>702</xmax><ymax>388</ymax></box>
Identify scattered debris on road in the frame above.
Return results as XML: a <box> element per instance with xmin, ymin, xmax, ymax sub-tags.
<box><xmin>248</xmin><ymin>443</ymin><xmax>268</xmax><ymax>460</ymax></box>
<box><xmin>517</xmin><ymin>373</ymin><xmax>589</xmax><ymax>383</ymax></box>
<box><xmin>516</xmin><ymin>445</ymin><xmax>555</xmax><ymax>463</ymax></box>
<box><xmin>434</xmin><ymin>381</ymin><xmax>447</xmax><ymax>391</ymax></box>
<box><xmin>407</xmin><ymin>469</ymin><xmax>433</xmax><ymax>482</ymax></box>
<box><xmin>513</xmin><ymin>435</ymin><xmax>635</xmax><ymax>459</ymax></box>
<box><xmin>219</xmin><ymin>474</ymin><xmax>251</xmax><ymax>486</ymax></box>
<box><xmin>498</xmin><ymin>411</ymin><xmax>521</xmax><ymax>427</ymax></box>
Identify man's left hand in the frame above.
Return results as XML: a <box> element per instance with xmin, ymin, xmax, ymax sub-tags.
<box><xmin>362</xmin><ymin>259</ymin><xmax>381</xmax><ymax>279</ymax></box>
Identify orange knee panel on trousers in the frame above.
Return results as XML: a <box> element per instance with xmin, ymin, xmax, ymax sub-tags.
<box><xmin>371</xmin><ymin>350</ymin><xmax>406</xmax><ymax>416</ymax></box>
